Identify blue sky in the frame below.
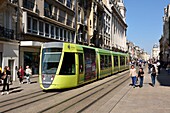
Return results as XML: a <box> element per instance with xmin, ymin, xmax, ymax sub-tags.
<box><xmin>124</xmin><ymin>0</ymin><xmax>170</xmax><ymax>55</ymax></box>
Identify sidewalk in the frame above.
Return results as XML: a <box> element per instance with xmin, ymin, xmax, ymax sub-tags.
<box><xmin>100</xmin><ymin>68</ymin><xmax>170</xmax><ymax>113</ymax></box>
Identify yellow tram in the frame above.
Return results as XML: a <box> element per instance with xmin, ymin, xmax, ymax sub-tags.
<box><xmin>39</xmin><ymin>42</ymin><xmax>129</xmax><ymax>90</ymax></box>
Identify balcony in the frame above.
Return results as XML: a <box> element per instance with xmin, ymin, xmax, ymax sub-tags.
<box><xmin>0</xmin><ymin>25</ymin><xmax>14</xmax><ymax>40</ymax></box>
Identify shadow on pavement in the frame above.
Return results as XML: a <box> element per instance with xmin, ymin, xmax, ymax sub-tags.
<box><xmin>157</xmin><ymin>69</ymin><xmax>170</xmax><ymax>87</ymax></box>
<box><xmin>9</xmin><ymin>86</ymin><xmax>21</xmax><ymax>91</ymax></box>
<box><xmin>22</xmin><ymin>81</ymin><xmax>37</xmax><ymax>84</ymax></box>
<box><xmin>30</xmin><ymin>81</ymin><xmax>37</xmax><ymax>84</ymax></box>
<box><xmin>10</xmin><ymin>89</ymin><xmax>23</xmax><ymax>94</ymax></box>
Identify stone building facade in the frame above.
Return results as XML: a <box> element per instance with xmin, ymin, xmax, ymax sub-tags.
<box><xmin>160</xmin><ymin>4</ymin><xmax>170</xmax><ymax>63</ymax></box>
<box><xmin>0</xmin><ymin>0</ymin><xmax>128</xmax><ymax>80</ymax></box>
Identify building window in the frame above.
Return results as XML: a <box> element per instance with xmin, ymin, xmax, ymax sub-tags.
<box><xmin>60</xmin><ymin>28</ymin><xmax>63</xmax><ymax>40</ymax></box>
<box><xmin>44</xmin><ymin>1</ymin><xmax>52</xmax><ymax>18</ymax></box>
<box><xmin>71</xmin><ymin>32</ymin><xmax>75</xmax><ymax>42</ymax></box>
<box><xmin>23</xmin><ymin>0</ymin><xmax>35</xmax><ymax>11</ymax></box>
<box><xmin>51</xmin><ymin>26</ymin><xmax>54</xmax><ymax>38</ymax></box>
<box><xmin>64</xmin><ymin>30</ymin><xmax>67</xmax><ymax>41</ymax></box>
<box><xmin>32</xmin><ymin>18</ymin><xmax>38</xmax><ymax>34</ymax></box>
<box><xmin>68</xmin><ymin>31</ymin><xmax>70</xmax><ymax>42</ymax></box>
<box><xmin>56</xmin><ymin>27</ymin><xmax>59</xmax><ymax>39</ymax></box>
<box><xmin>66</xmin><ymin>0</ymin><xmax>72</xmax><ymax>8</ymax></box>
<box><xmin>45</xmin><ymin>23</ymin><xmax>49</xmax><ymax>37</ymax></box>
<box><xmin>24</xmin><ymin>52</ymin><xmax>39</xmax><ymax>75</ymax></box>
<box><xmin>67</xmin><ymin>14</ymin><xmax>73</xmax><ymax>27</ymax></box>
<box><xmin>54</xmin><ymin>7</ymin><xmax>58</xmax><ymax>20</ymax></box>
<box><xmin>39</xmin><ymin>21</ymin><xmax>44</xmax><ymax>36</ymax></box>
<box><xmin>27</xmin><ymin>16</ymin><xmax>32</xmax><ymax>33</ymax></box>
<box><xmin>58</xmin><ymin>10</ymin><xmax>66</xmax><ymax>23</ymax></box>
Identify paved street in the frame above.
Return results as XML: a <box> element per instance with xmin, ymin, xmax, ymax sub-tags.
<box><xmin>0</xmin><ymin>68</ymin><xmax>170</xmax><ymax>113</ymax></box>
<box><xmin>108</xmin><ymin>68</ymin><xmax>170</xmax><ymax>113</ymax></box>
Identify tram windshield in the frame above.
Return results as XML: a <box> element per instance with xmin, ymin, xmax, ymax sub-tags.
<box><xmin>41</xmin><ymin>48</ymin><xmax>62</xmax><ymax>74</ymax></box>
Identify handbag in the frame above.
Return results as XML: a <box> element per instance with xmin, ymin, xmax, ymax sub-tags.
<box><xmin>1</xmin><ymin>74</ymin><xmax>7</xmax><ymax>80</ymax></box>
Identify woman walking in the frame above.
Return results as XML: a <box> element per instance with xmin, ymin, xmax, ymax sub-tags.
<box><xmin>17</xmin><ymin>66</ymin><xmax>25</xmax><ymax>84</ymax></box>
<box><xmin>151</xmin><ymin>65</ymin><xmax>157</xmax><ymax>87</ymax></box>
<box><xmin>138</xmin><ymin>68</ymin><xmax>144</xmax><ymax>88</ymax></box>
<box><xmin>1</xmin><ymin>66</ymin><xmax>10</xmax><ymax>95</ymax></box>
<box><xmin>129</xmin><ymin>65</ymin><xmax>137</xmax><ymax>88</ymax></box>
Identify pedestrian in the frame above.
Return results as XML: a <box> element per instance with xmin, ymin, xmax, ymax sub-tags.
<box><xmin>6</xmin><ymin>67</ymin><xmax>12</xmax><ymax>85</ymax></box>
<box><xmin>1</xmin><ymin>66</ymin><xmax>10</xmax><ymax>95</ymax></box>
<box><xmin>138</xmin><ymin>67</ymin><xmax>144</xmax><ymax>88</ymax></box>
<box><xmin>129</xmin><ymin>65</ymin><xmax>137</xmax><ymax>88</ymax></box>
<box><xmin>151</xmin><ymin>65</ymin><xmax>157</xmax><ymax>87</ymax></box>
<box><xmin>17</xmin><ymin>66</ymin><xmax>25</xmax><ymax>84</ymax></box>
<box><xmin>157</xmin><ymin>61</ymin><xmax>161</xmax><ymax>74</ymax></box>
<box><xmin>25</xmin><ymin>65</ymin><xmax>32</xmax><ymax>84</ymax></box>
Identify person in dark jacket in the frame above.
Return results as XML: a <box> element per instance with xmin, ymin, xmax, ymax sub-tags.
<box><xmin>151</xmin><ymin>65</ymin><xmax>157</xmax><ymax>87</ymax></box>
<box><xmin>138</xmin><ymin>68</ymin><xmax>144</xmax><ymax>88</ymax></box>
<box><xmin>1</xmin><ymin>66</ymin><xmax>10</xmax><ymax>95</ymax></box>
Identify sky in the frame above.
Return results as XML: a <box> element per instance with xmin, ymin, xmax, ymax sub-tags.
<box><xmin>124</xmin><ymin>0</ymin><xmax>170</xmax><ymax>55</ymax></box>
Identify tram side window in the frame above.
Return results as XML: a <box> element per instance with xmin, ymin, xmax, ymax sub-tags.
<box><xmin>126</xmin><ymin>57</ymin><xmax>129</xmax><ymax>65</ymax></box>
<box><xmin>79</xmin><ymin>53</ymin><xmax>84</xmax><ymax>74</ymax></box>
<box><xmin>120</xmin><ymin>56</ymin><xmax>125</xmax><ymax>66</ymax></box>
<box><xmin>108</xmin><ymin>56</ymin><xmax>112</xmax><ymax>67</ymax></box>
<box><xmin>114</xmin><ymin>56</ymin><xmax>118</xmax><ymax>67</ymax></box>
<box><xmin>59</xmin><ymin>53</ymin><xmax>75</xmax><ymax>75</ymax></box>
<box><xmin>105</xmin><ymin>55</ymin><xmax>108</xmax><ymax>68</ymax></box>
<box><xmin>100</xmin><ymin>55</ymin><xmax>105</xmax><ymax>70</ymax></box>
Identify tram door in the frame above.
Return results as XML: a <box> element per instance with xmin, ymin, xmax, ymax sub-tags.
<box><xmin>83</xmin><ymin>48</ymin><xmax>97</xmax><ymax>82</ymax></box>
<box><xmin>78</xmin><ymin>53</ymin><xmax>84</xmax><ymax>84</ymax></box>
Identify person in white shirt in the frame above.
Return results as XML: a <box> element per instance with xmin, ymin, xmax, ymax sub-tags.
<box><xmin>129</xmin><ymin>65</ymin><xmax>137</xmax><ymax>88</ymax></box>
<box><xmin>25</xmin><ymin>66</ymin><xmax>32</xmax><ymax>84</ymax></box>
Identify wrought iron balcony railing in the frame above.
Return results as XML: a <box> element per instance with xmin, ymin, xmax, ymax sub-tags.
<box><xmin>0</xmin><ymin>26</ymin><xmax>14</xmax><ymax>40</ymax></box>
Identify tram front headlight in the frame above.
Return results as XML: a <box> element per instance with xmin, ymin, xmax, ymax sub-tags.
<box><xmin>51</xmin><ymin>75</ymin><xmax>54</xmax><ymax>81</ymax></box>
<box><xmin>42</xmin><ymin>75</ymin><xmax>45</xmax><ymax>80</ymax></box>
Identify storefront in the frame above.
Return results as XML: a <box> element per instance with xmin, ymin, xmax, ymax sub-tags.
<box><xmin>0</xmin><ymin>41</ymin><xmax>19</xmax><ymax>81</ymax></box>
<box><xmin>20</xmin><ymin>41</ymin><xmax>42</xmax><ymax>75</ymax></box>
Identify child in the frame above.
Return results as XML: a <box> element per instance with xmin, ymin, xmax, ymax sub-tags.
<box><xmin>138</xmin><ymin>68</ymin><xmax>144</xmax><ymax>88</ymax></box>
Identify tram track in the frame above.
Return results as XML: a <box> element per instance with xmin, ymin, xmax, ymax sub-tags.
<box><xmin>0</xmin><ymin>71</ymin><xmax>129</xmax><ymax>113</ymax></box>
<box><xmin>0</xmin><ymin>92</ymin><xmax>60</xmax><ymax>113</ymax></box>
<box><xmin>38</xmin><ymin>71</ymin><xmax>129</xmax><ymax>113</ymax></box>
<box><xmin>0</xmin><ymin>91</ymin><xmax>46</xmax><ymax>108</ymax></box>
<box><xmin>0</xmin><ymin>90</ymin><xmax>42</xmax><ymax>104</ymax></box>
<box><xmin>77</xmin><ymin>76</ymin><xmax>130</xmax><ymax>113</ymax></box>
